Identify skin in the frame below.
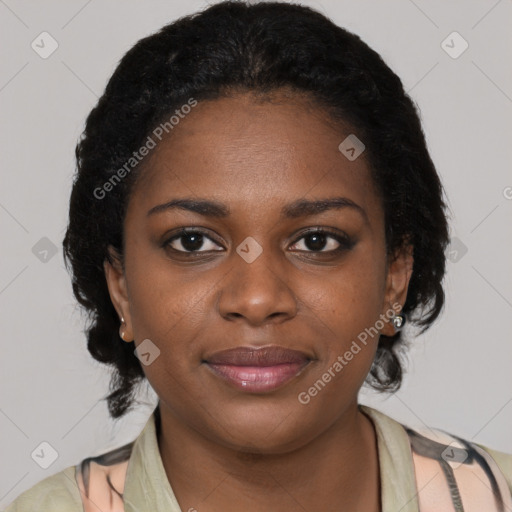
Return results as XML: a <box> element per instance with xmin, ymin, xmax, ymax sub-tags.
<box><xmin>105</xmin><ymin>89</ymin><xmax>413</xmax><ymax>512</ymax></box>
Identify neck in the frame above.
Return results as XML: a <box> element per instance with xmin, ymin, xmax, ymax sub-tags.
<box><xmin>155</xmin><ymin>401</ymin><xmax>380</xmax><ymax>512</ymax></box>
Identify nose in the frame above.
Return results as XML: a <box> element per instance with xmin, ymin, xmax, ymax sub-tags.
<box><xmin>217</xmin><ymin>248</ymin><xmax>298</xmax><ymax>326</ymax></box>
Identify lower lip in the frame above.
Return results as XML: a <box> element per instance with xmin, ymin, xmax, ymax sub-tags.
<box><xmin>205</xmin><ymin>362</ymin><xmax>309</xmax><ymax>393</ymax></box>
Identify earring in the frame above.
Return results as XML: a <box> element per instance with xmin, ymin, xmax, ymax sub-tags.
<box><xmin>119</xmin><ymin>317</ymin><xmax>132</xmax><ymax>342</ymax></box>
<box><xmin>392</xmin><ymin>313</ymin><xmax>406</xmax><ymax>331</ymax></box>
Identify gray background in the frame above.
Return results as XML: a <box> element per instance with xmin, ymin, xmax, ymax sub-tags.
<box><xmin>1</xmin><ymin>0</ymin><xmax>511</xmax><ymax>506</ymax></box>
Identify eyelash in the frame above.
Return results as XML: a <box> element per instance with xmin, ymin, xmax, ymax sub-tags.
<box><xmin>162</xmin><ymin>227</ymin><xmax>354</xmax><ymax>257</ymax></box>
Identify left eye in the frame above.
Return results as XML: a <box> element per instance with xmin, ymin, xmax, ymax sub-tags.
<box><xmin>289</xmin><ymin>230</ymin><xmax>349</xmax><ymax>252</ymax></box>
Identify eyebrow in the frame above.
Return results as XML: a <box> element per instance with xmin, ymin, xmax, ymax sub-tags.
<box><xmin>147</xmin><ymin>196</ymin><xmax>368</xmax><ymax>222</ymax></box>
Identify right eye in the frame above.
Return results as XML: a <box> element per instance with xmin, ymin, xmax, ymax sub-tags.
<box><xmin>164</xmin><ymin>228</ymin><xmax>224</xmax><ymax>253</ymax></box>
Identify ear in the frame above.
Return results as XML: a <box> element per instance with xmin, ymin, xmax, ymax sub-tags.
<box><xmin>380</xmin><ymin>243</ymin><xmax>414</xmax><ymax>337</ymax></box>
<box><xmin>103</xmin><ymin>246</ymin><xmax>133</xmax><ymax>341</ymax></box>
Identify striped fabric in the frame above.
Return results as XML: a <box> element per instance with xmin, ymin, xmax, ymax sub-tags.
<box><xmin>5</xmin><ymin>405</ymin><xmax>512</xmax><ymax>511</ymax></box>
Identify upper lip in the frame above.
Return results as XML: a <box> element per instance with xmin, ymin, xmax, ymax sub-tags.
<box><xmin>205</xmin><ymin>346</ymin><xmax>310</xmax><ymax>366</ymax></box>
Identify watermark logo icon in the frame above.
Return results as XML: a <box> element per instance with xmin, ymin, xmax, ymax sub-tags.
<box><xmin>236</xmin><ymin>236</ymin><xmax>263</xmax><ymax>263</ymax></box>
<box><xmin>32</xmin><ymin>237</ymin><xmax>58</xmax><ymax>263</ymax></box>
<box><xmin>441</xmin><ymin>442</ymin><xmax>468</xmax><ymax>469</ymax></box>
<box><xmin>446</xmin><ymin>236</ymin><xmax>468</xmax><ymax>263</ymax></box>
<box><xmin>338</xmin><ymin>134</ymin><xmax>365</xmax><ymax>161</ymax></box>
<box><xmin>441</xmin><ymin>32</ymin><xmax>468</xmax><ymax>59</ymax></box>
<box><xmin>31</xmin><ymin>32</ymin><xmax>59</xmax><ymax>59</ymax></box>
<box><xmin>31</xmin><ymin>441</ymin><xmax>59</xmax><ymax>469</ymax></box>
<box><xmin>135</xmin><ymin>339</ymin><xmax>161</xmax><ymax>366</ymax></box>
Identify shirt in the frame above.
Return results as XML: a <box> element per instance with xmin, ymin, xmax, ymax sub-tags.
<box><xmin>4</xmin><ymin>404</ymin><xmax>512</xmax><ymax>511</ymax></box>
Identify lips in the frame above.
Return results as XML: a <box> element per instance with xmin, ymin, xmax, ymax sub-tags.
<box><xmin>206</xmin><ymin>346</ymin><xmax>310</xmax><ymax>366</ymax></box>
<box><xmin>204</xmin><ymin>346</ymin><xmax>311</xmax><ymax>393</ymax></box>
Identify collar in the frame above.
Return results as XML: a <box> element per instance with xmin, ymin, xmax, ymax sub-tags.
<box><xmin>123</xmin><ymin>406</ymin><xmax>181</xmax><ymax>511</ymax></box>
<box><xmin>122</xmin><ymin>404</ymin><xmax>419</xmax><ymax>511</ymax></box>
<box><xmin>359</xmin><ymin>405</ymin><xmax>419</xmax><ymax>512</ymax></box>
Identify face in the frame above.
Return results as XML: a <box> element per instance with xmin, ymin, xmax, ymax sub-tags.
<box><xmin>105</xmin><ymin>90</ymin><xmax>412</xmax><ymax>454</ymax></box>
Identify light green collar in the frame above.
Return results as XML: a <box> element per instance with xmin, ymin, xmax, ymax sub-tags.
<box><xmin>123</xmin><ymin>405</ymin><xmax>419</xmax><ymax>511</ymax></box>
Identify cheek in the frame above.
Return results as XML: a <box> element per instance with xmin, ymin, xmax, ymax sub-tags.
<box><xmin>125</xmin><ymin>243</ymin><xmax>204</xmax><ymax>328</ymax></box>
<box><xmin>297</xmin><ymin>283</ymin><xmax>383</xmax><ymax>408</ymax></box>
<box><xmin>298</xmin><ymin>253</ymin><xmax>386</xmax><ymax>396</ymax></box>
<box><xmin>123</xmin><ymin>251</ymin><xmax>212</xmax><ymax>376</ymax></box>
<box><xmin>125</xmin><ymin>264</ymin><xmax>209</xmax><ymax>397</ymax></box>
<box><xmin>313</xmin><ymin>256</ymin><xmax>386</xmax><ymax>335</ymax></box>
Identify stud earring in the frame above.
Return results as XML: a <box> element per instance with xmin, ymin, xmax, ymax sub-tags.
<box><xmin>119</xmin><ymin>317</ymin><xmax>132</xmax><ymax>342</ymax></box>
<box><xmin>392</xmin><ymin>313</ymin><xmax>406</xmax><ymax>331</ymax></box>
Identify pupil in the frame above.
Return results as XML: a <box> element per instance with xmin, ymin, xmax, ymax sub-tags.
<box><xmin>305</xmin><ymin>233</ymin><xmax>326</xmax><ymax>251</ymax></box>
<box><xmin>182</xmin><ymin>233</ymin><xmax>203</xmax><ymax>251</ymax></box>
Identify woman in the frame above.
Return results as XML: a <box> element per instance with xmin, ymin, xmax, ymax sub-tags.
<box><xmin>5</xmin><ymin>1</ymin><xmax>511</xmax><ymax>511</ymax></box>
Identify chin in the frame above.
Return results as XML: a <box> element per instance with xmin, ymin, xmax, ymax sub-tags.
<box><xmin>211</xmin><ymin>412</ymin><xmax>320</xmax><ymax>455</ymax></box>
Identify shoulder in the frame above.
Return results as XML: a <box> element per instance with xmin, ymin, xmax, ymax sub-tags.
<box><xmin>475</xmin><ymin>443</ymin><xmax>512</xmax><ymax>492</ymax></box>
<box><xmin>2</xmin><ymin>465</ymin><xmax>83</xmax><ymax>512</ymax></box>
<box><xmin>360</xmin><ymin>405</ymin><xmax>512</xmax><ymax>511</ymax></box>
<box><xmin>3</xmin><ymin>441</ymin><xmax>135</xmax><ymax>512</ymax></box>
<box><xmin>404</xmin><ymin>423</ymin><xmax>512</xmax><ymax>511</ymax></box>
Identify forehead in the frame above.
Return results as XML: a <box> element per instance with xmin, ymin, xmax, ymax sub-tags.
<box><xmin>129</xmin><ymin>91</ymin><xmax>380</xmax><ymax>220</ymax></box>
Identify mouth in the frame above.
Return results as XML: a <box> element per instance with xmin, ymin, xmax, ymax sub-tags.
<box><xmin>203</xmin><ymin>345</ymin><xmax>312</xmax><ymax>393</ymax></box>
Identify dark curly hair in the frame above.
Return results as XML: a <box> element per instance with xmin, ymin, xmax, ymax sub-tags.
<box><xmin>63</xmin><ymin>0</ymin><xmax>450</xmax><ymax>419</ymax></box>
